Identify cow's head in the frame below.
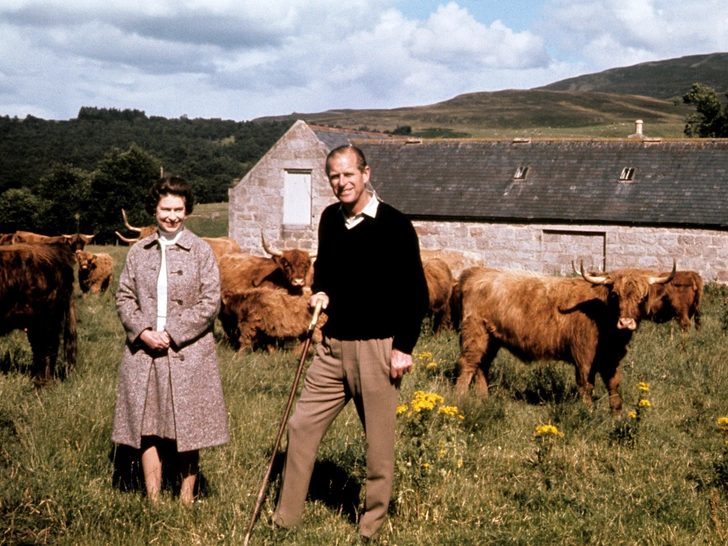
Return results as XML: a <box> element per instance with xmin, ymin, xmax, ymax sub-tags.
<box><xmin>262</xmin><ymin>233</ymin><xmax>316</xmax><ymax>288</ymax></box>
<box><xmin>75</xmin><ymin>250</ymin><xmax>94</xmax><ymax>270</ymax></box>
<box><xmin>63</xmin><ymin>233</ymin><xmax>95</xmax><ymax>252</ymax></box>
<box><xmin>579</xmin><ymin>260</ymin><xmax>676</xmax><ymax>330</ymax></box>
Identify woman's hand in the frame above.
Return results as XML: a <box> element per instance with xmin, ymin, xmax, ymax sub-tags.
<box><xmin>139</xmin><ymin>329</ymin><xmax>171</xmax><ymax>351</ymax></box>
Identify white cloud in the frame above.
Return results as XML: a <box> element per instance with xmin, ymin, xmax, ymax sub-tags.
<box><xmin>0</xmin><ymin>0</ymin><xmax>723</xmax><ymax>120</ymax></box>
<box><xmin>541</xmin><ymin>0</ymin><xmax>728</xmax><ymax>69</ymax></box>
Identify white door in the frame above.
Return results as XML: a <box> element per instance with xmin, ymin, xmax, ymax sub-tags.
<box><xmin>283</xmin><ymin>170</ymin><xmax>312</xmax><ymax>225</ymax></box>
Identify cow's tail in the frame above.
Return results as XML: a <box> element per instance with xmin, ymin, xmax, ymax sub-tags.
<box><xmin>63</xmin><ymin>291</ymin><xmax>78</xmax><ymax>373</ymax></box>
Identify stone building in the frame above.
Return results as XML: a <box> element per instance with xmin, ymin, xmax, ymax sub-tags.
<box><xmin>229</xmin><ymin>120</ymin><xmax>728</xmax><ymax>282</ymax></box>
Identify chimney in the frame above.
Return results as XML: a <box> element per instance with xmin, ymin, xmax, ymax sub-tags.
<box><xmin>628</xmin><ymin>120</ymin><xmax>645</xmax><ymax>139</ymax></box>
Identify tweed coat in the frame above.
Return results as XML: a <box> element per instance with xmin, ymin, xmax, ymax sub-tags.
<box><xmin>111</xmin><ymin>228</ymin><xmax>229</xmax><ymax>452</ymax></box>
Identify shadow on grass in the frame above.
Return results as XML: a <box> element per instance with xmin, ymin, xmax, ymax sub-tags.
<box><xmin>269</xmin><ymin>453</ymin><xmax>361</xmax><ymax>524</ymax></box>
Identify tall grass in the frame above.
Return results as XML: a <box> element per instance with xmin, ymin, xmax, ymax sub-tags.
<box><xmin>2</xmin><ymin>239</ymin><xmax>728</xmax><ymax>544</ymax></box>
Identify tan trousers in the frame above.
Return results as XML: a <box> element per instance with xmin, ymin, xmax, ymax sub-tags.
<box><xmin>273</xmin><ymin>336</ymin><xmax>398</xmax><ymax>538</ymax></box>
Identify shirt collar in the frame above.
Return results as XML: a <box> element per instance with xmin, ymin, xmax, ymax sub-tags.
<box><xmin>342</xmin><ymin>191</ymin><xmax>379</xmax><ymax>229</ymax></box>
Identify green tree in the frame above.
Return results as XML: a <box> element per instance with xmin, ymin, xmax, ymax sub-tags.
<box><xmin>35</xmin><ymin>163</ymin><xmax>91</xmax><ymax>235</ymax></box>
<box><xmin>683</xmin><ymin>83</ymin><xmax>728</xmax><ymax>137</ymax></box>
<box><xmin>86</xmin><ymin>145</ymin><xmax>161</xmax><ymax>243</ymax></box>
<box><xmin>0</xmin><ymin>188</ymin><xmax>42</xmax><ymax>233</ymax></box>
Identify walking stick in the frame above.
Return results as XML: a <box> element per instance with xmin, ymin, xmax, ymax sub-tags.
<box><xmin>243</xmin><ymin>299</ymin><xmax>324</xmax><ymax>546</ymax></box>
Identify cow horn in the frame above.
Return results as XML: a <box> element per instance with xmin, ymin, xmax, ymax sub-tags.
<box><xmin>122</xmin><ymin>209</ymin><xmax>142</xmax><ymax>233</ymax></box>
<box><xmin>115</xmin><ymin>231</ymin><xmax>140</xmax><ymax>244</ymax></box>
<box><xmin>648</xmin><ymin>260</ymin><xmax>677</xmax><ymax>285</ymax></box>
<box><xmin>261</xmin><ymin>232</ymin><xmax>282</xmax><ymax>257</ymax></box>
<box><xmin>579</xmin><ymin>260</ymin><xmax>609</xmax><ymax>285</ymax></box>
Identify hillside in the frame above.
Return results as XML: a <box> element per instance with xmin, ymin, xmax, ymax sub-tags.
<box><xmin>538</xmin><ymin>52</ymin><xmax>728</xmax><ymax>100</ymax></box>
<box><xmin>256</xmin><ymin>89</ymin><xmax>692</xmax><ymax>139</ymax></box>
<box><xmin>255</xmin><ymin>53</ymin><xmax>728</xmax><ymax>139</ymax></box>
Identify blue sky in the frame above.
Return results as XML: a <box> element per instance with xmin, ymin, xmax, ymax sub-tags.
<box><xmin>0</xmin><ymin>0</ymin><xmax>725</xmax><ymax>121</ymax></box>
<box><xmin>400</xmin><ymin>0</ymin><xmax>542</xmax><ymax>32</ymax></box>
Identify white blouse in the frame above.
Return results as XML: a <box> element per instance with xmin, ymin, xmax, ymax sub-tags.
<box><xmin>156</xmin><ymin>228</ymin><xmax>183</xmax><ymax>331</ymax></box>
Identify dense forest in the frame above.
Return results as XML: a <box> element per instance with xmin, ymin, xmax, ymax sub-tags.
<box><xmin>0</xmin><ymin>107</ymin><xmax>292</xmax><ymax>241</ymax></box>
<box><xmin>0</xmin><ymin>108</ymin><xmax>292</xmax><ymax>202</ymax></box>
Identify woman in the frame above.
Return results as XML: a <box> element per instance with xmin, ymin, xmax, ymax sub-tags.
<box><xmin>112</xmin><ymin>176</ymin><xmax>229</xmax><ymax>505</ymax></box>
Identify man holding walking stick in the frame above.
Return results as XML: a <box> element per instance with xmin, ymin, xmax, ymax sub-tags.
<box><xmin>272</xmin><ymin>144</ymin><xmax>429</xmax><ymax>541</ymax></box>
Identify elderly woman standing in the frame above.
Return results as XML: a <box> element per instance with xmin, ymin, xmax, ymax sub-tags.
<box><xmin>112</xmin><ymin>176</ymin><xmax>229</xmax><ymax>505</ymax></box>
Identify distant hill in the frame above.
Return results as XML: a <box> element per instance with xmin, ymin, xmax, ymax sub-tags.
<box><xmin>537</xmin><ymin>52</ymin><xmax>728</xmax><ymax>100</ymax></box>
<box><xmin>256</xmin><ymin>89</ymin><xmax>691</xmax><ymax>139</ymax></box>
<box><xmin>255</xmin><ymin>53</ymin><xmax>726</xmax><ymax>139</ymax></box>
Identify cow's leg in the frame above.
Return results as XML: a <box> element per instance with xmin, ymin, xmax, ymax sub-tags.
<box><xmin>572</xmin><ymin>365</ymin><xmax>595</xmax><ymax>410</ymax></box>
<box><xmin>457</xmin><ymin>316</ymin><xmax>497</xmax><ymax>397</ymax></box>
<box><xmin>598</xmin><ymin>362</ymin><xmax>623</xmax><ymax>415</ymax></box>
<box><xmin>456</xmin><ymin>315</ymin><xmax>486</xmax><ymax>395</ymax></box>
<box><xmin>572</xmin><ymin>344</ymin><xmax>597</xmax><ymax>409</ymax></box>
<box><xmin>676</xmin><ymin>312</ymin><xmax>690</xmax><ymax>333</ymax></box>
<box><xmin>26</xmin><ymin>325</ymin><xmax>60</xmax><ymax>386</ymax></box>
<box><xmin>237</xmin><ymin>323</ymin><xmax>256</xmax><ymax>352</ymax></box>
<box><xmin>473</xmin><ymin>338</ymin><xmax>501</xmax><ymax>397</ymax></box>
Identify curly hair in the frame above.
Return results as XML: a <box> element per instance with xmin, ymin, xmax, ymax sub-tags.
<box><xmin>144</xmin><ymin>176</ymin><xmax>194</xmax><ymax>216</ymax></box>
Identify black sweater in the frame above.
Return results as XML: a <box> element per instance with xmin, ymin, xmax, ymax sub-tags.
<box><xmin>312</xmin><ymin>201</ymin><xmax>429</xmax><ymax>354</ymax></box>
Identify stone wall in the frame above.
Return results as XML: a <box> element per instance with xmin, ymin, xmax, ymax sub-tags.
<box><xmin>413</xmin><ymin>219</ymin><xmax>728</xmax><ymax>282</ymax></box>
<box><xmin>228</xmin><ymin>121</ymin><xmax>336</xmax><ymax>255</ymax></box>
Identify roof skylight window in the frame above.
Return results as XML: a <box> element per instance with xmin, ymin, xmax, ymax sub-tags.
<box><xmin>513</xmin><ymin>166</ymin><xmax>529</xmax><ymax>180</ymax></box>
<box><xmin>619</xmin><ymin>167</ymin><xmax>636</xmax><ymax>182</ymax></box>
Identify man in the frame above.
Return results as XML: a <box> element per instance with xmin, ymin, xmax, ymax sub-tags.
<box><xmin>272</xmin><ymin>144</ymin><xmax>429</xmax><ymax>540</ymax></box>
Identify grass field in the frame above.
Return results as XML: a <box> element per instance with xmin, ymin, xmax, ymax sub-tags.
<box><xmin>3</xmin><ymin>221</ymin><xmax>728</xmax><ymax>544</ymax></box>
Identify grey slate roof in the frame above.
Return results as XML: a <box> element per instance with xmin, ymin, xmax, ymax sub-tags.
<box><xmin>349</xmin><ymin>138</ymin><xmax>728</xmax><ymax>230</ymax></box>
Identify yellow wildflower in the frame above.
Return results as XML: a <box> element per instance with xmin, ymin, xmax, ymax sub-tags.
<box><xmin>422</xmin><ymin>463</ymin><xmax>430</xmax><ymax>471</ymax></box>
<box><xmin>718</xmin><ymin>417</ymin><xmax>728</xmax><ymax>426</ymax></box>
<box><xmin>437</xmin><ymin>405</ymin><xmax>460</xmax><ymax>418</ymax></box>
<box><xmin>427</xmin><ymin>362</ymin><xmax>438</xmax><ymax>370</ymax></box>
<box><xmin>457</xmin><ymin>459</ymin><xmax>463</xmax><ymax>469</ymax></box>
<box><xmin>410</xmin><ymin>391</ymin><xmax>444</xmax><ymax>412</ymax></box>
<box><xmin>535</xmin><ymin>424</ymin><xmax>563</xmax><ymax>437</ymax></box>
<box><xmin>638</xmin><ymin>399</ymin><xmax>651</xmax><ymax>408</ymax></box>
<box><xmin>637</xmin><ymin>382</ymin><xmax>650</xmax><ymax>392</ymax></box>
<box><xmin>628</xmin><ymin>411</ymin><xmax>637</xmax><ymax>419</ymax></box>
<box><xmin>418</xmin><ymin>351</ymin><xmax>433</xmax><ymax>361</ymax></box>
<box><xmin>397</xmin><ymin>404</ymin><xmax>408</xmax><ymax>415</ymax></box>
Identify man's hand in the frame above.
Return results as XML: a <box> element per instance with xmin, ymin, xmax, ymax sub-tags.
<box><xmin>140</xmin><ymin>329</ymin><xmax>170</xmax><ymax>351</ymax></box>
<box><xmin>390</xmin><ymin>349</ymin><xmax>413</xmax><ymax>379</ymax></box>
<box><xmin>309</xmin><ymin>292</ymin><xmax>329</xmax><ymax>310</ymax></box>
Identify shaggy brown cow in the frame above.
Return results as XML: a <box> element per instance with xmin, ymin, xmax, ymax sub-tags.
<box><xmin>0</xmin><ymin>233</ymin><xmax>14</xmax><ymax>245</ymax></box>
<box><xmin>115</xmin><ymin>209</ymin><xmax>156</xmax><ymax>244</ymax></box>
<box><xmin>11</xmin><ymin>231</ymin><xmax>95</xmax><ymax>251</ymax></box>
<box><xmin>75</xmin><ymin>250</ymin><xmax>114</xmax><ymax>295</ymax></box>
<box><xmin>456</xmin><ymin>263</ymin><xmax>675</xmax><ymax>414</ymax></box>
<box><xmin>646</xmin><ymin>270</ymin><xmax>703</xmax><ymax>332</ymax></box>
<box><xmin>218</xmin><ymin>235</ymin><xmax>316</xmax><ymax>295</ymax></box>
<box><xmin>423</xmin><ymin>258</ymin><xmax>454</xmax><ymax>335</ymax></box>
<box><xmin>219</xmin><ymin>288</ymin><xmax>327</xmax><ymax>353</ymax></box>
<box><xmin>0</xmin><ymin>243</ymin><xmax>77</xmax><ymax>385</ymax></box>
<box><xmin>202</xmin><ymin>236</ymin><xmax>243</xmax><ymax>262</ymax></box>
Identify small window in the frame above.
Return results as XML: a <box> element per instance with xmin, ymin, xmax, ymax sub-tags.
<box><xmin>513</xmin><ymin>166</ymin><xmax>529</xmax><ymax>180</ymax></box>
<box><xmin>619</xmin><ymin>167</ymin><xmax>636</xmax><ymax>182</ymax></box>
